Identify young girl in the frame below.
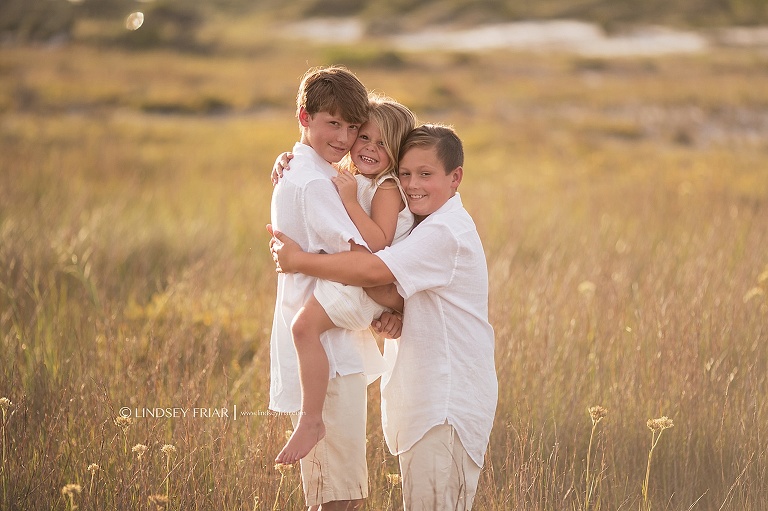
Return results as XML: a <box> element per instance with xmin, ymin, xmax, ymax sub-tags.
<box><xmin>274</xmin><ymin>94</ymin><xmax>417</xmax><ymax>465</ymax></box>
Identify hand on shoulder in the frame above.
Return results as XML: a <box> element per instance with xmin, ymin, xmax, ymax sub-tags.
<box><xmin>271</xmin><ymin>151</ymin><xmax>294</xmax><ymax>185</ymax></box>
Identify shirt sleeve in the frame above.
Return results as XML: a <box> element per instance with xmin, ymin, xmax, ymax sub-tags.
<box><xmin>375</xmin><ymin>221</ymin><xmax>458</xmax><ymax>299</ymax></box>
<box><xmin>303</xmin><ymin>178</ymin><xmax>368</xmax><ymax>254</ymax></box>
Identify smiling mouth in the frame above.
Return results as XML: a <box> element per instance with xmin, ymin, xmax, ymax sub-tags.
<box><xmin>408</xmin><ymin>194</ymin><xmax>426</xmax><ymax>200</ymax></box>
<box><xmin>359</xmin><ymin>155</ymin><xmax>378</xmax><ymax>164</ymax></box>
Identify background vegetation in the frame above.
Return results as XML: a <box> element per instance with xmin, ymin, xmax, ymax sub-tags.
<box><xmin>3</xmin><ymin>0</ymin><xmax>768</xmax><ymax>45</ymax></box>
<box><xmin>1</xmin><ymin>3</ymin><xmax>767</xmax><ymax>510</ymax></box>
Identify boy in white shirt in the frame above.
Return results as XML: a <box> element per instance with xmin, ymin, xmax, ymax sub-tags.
<box><xmin>269</xmin><ymin>65</ymin><xmax>393</xmax><ymax>510</ymax></box>
<box><xmin>269</xmin><ymin>124</ymin><xmax>498</xmax><ymax>510</ymax></box>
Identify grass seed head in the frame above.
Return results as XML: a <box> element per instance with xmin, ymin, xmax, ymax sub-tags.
<box><xmin>87</xmin><ymin>463</ymin><xmax>99</xmax><ymax>473</ymax></box>
<box><xmin>132</xmin><ymin>443</ymin><xmax>148</xmax><ymax>459</ymax></box>
<box><xmin>61</xmin><ymin>483</ymin><xmax>82</xmax><ymax>496</ymax></box>
<box><xmin>161</xmin><ymin>444</ymin><xmax>177</xmax><ymax>457</ymax></box>
<box><xmin>588</xmin><ymin>405</ymin><xmax>608</xmax><ymax>424</ymax></box>
<box><xmin>0</xmin><ymin>397</ymin><xmax>11</xmax><ymax>410</ymax></box>
<box><xmin>114</xmin><ymin>416</ymin><xmax>133</xmax><ymax>432</ymax></box>
<box><xmin>274</xmin><ymin>463</ymin><xmax>293</xmax><ymax>475</ymax></box>
<box><xmin>647</xmin><ymin>416</ymin><xmax>674</xmax><ymax>432</ymax></box>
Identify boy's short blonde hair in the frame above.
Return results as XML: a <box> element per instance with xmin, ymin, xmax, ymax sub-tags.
<box><xmin>400</xmin><ymin>124</ymin><xmax>464</xmax><ymax>174</ymax></box>
<box><xmin>296</xmin><ymin>66</ymin><xmax>369</xmax><ymax>125</ymax></box>
<box><xmin>340</xmin><ymin>93</ymin><xmax>417</xmax><ymax>180</ymax></box>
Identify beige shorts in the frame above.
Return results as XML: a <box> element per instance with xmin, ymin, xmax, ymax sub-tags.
<box><xmin>314</xmin><ymin>279</ymin><xmax>389</xmax><ymax>331</ymax></box>
<box><xmin>398</xmin><ymin>422</ymin><xmax>482</xmax><ymax>511</ymax></box>
<box><xmin>290</xmin><ymin>373</ymin><xmax>368</xmax><ymax>506</ymax></box>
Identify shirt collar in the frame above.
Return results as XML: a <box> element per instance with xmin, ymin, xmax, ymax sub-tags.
<box><xmin>434</xmin><ymin>193</ymin><xmax>463</xmax><ymax>215</ymax></box>
<box><xmin>292</xmin><ymin>142</ymin><xmax>338</xmax><ymax>179</ymax></box>
<box><xmin>414</xmin><ymin>193</ymin><xmax>462</xmax><ymax>227</ymax></box>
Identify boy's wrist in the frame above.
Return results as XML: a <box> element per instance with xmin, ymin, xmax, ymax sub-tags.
<box><xmin>287</xmin><ymin>250</ymin><xmax>307</xmax><ymax>274</ymax></box>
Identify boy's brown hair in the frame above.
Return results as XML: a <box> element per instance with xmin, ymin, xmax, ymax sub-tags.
<box><xmin>400</xmin><ymin>124</ymin><xmax>464</xmax><ymax>173</ymax></box>
<box><xmin>296</xmin><ymin>66</ymin><xmax>369</xmax><ymax>125</ymax></box>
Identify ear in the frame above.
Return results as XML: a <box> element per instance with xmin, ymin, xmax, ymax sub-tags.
<box><xmin>450</xmin><ymin>166</ymin><xmax>463</xmax><ymax>191</ymax></box>
<box><xmin>298</xmin><ymin>107</ymin><xmax>312</xmax><ymax>127</ymax></box>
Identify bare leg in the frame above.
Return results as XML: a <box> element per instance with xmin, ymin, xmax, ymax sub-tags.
<box><xmin>275</xmin><ymin>296</ymin><xmax>336</xmax><ymax>464</ymax></box>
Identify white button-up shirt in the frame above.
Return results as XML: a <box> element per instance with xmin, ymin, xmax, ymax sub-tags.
<box><xmin>375</xmin><ymin>193</ymin><xmax>498</xmax><ymax>467</ymax></box>
<box><xmin>268</xmin><ymin>142</ymin><xmax>386</xmax><ymax>413</ymax></box>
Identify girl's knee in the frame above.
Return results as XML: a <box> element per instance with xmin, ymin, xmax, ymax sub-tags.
<box><xmin>291</xmin><ymin>313</ymin><xmax>315</xmax><ymax>342</ymax></box>
<box><xmin>291</xmin><ymin>298</ymin><xmax>334</xmax><ymax>343</ymax></box>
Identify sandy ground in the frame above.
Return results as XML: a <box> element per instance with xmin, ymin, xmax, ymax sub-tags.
<box><xmin>285</xmin><ymin>18</ymin><xmax>768</xmax><ymax>56</ymax></box>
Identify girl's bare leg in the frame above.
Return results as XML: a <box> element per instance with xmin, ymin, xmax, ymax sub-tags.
<box><xmin>275</xmin><ymin>296</ymin><xmax>336</xmax><ymax>464</ymax></box>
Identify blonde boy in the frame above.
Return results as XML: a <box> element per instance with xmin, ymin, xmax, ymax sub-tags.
<box><xmin>269</xmin><ymin>124</ymin><xmax>498</xmax><ymax>510</ymax></box>
<box><xmin>268</xmin><ymin>65</ymin><xmax>385</xmax><ymax>510</ymax></box>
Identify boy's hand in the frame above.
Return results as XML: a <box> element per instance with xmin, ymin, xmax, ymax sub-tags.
<box><xmin>271</xmin><ymin>152</ymin><xmax>293</xmax><ymax>185</ymax></box>
<box><xmin>372</xmin><ymin>311</ymin><xmax>403</xmax><ymax>339</ymax></box>
<box><xmin>332</xmin><ymin>169</ymin><xmax>358</xmax><ymax>205</ymax></box>
<box><xmin>267</xmin><ymin>224</ymin><xmax>301</xmax><ymax>273</ymax></box>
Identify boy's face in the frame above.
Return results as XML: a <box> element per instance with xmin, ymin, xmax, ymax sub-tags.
<box><xmin>398</xmin><ymin>146</ymin><xmax>462</xmax><ymax>217</ymax></box>
<box><xmin>299</xmin><ymin>107</ymin><xmax>361</xmax><ymax>164</ymax></box>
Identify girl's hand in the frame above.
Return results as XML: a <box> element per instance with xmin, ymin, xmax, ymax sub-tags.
<box><xmin>332</xmin><ymin>169</ymin><xmax>358</xmax><ymax>205</ymax></box>
<box><xmin>371</xmin><ymin>311</ymin><xmax>403</xmax><ymax>339</ymax></box>
<box><xmin>271</xmin><ymin>152</ymin><xmax>293</xmax><ymax>185</ymax></box>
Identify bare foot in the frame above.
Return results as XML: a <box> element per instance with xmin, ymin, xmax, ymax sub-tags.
<box><xmin>275</xmin><ymin>418</ymin><xmax>326</xmax><ymax>464</ymax></box>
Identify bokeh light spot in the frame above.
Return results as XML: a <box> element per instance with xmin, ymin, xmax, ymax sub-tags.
<box><xmin>125</xmin><ymin>12</ymin><xmax>145</xmax><ymax>31</ymax></box>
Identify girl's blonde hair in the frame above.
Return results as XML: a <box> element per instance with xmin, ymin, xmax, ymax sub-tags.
<box><xmin>339</xmin><ymin>93</ymin><xmax>417</xmax><ymax>181</ymax></box>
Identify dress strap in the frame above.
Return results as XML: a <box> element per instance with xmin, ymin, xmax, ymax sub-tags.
<box><xmin>377</xmin><ymin>174</ymin><xmax>408</xmax><ymax>205</ymax></box>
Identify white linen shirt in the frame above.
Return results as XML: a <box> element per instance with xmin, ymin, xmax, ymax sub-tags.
<box><xmin>269</xmin><ymin>142</ymin><xmax>385</xmax><ymax>413</ymax></box>
<box><xmin>375</xmin><ymin>193</ymin><xmax>498</xmax><ymax>467</ymax></box>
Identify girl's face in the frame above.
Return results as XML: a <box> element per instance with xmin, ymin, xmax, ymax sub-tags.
<box><xmin>350</xmin><ymin>121</ymin><xmax>390</xmax><ymax>178</ymax></box>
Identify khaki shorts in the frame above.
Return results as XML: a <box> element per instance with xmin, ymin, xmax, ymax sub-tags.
<box><xmin>290</xmin><ymin>373</ymin><xmax>368</xmax><ymax>506</ymax></box>
<box><xmin>314</xmin><ymin>279</ymin><xmax>389</xmax><ymax>331</ymax></box>
<box><xmin>398</xmin><ymin>422</ymin><xmax>482</xmax><ymax>511</ymax></box>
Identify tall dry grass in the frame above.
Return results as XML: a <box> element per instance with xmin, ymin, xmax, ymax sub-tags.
<box><xmin>1</xmin><ymin>28</ymin><xmax>767</xmax><ymax>510</ymax></box>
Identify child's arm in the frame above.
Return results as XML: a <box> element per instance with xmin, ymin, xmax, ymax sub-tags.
<box><xmin>363</xmin><ymin>283</ymin><xmax>404</xmax><ymax>313</ymax></box>
<box><xmin>349</xmin><ymin>232</ymin><xmax>405</xmax><ymax>313</ymax></box>
<box><xmin>333</xmin><ymin>172</ymin><xmax>403</xmax><ymax>252</ymax></box>
<box><xmin>269</xmin><ymin>225</ymin><xmax>395</xmax><ymax>288</ymax></box>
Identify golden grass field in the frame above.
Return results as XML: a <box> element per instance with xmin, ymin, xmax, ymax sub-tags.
<box><xmin>1</xmin><ymin>14</ymin><xmax>768</xmax><ymax>510</ymax></box>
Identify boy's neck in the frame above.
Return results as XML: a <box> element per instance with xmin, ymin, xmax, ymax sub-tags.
<box><xmin>296</xmin><ymin>140</ymin><xmax>342</xmax><ymax>172</ymax></box>
<box><xmin>415</xmin><ymin>192</ymin><xmax>458</xmax><ymax>226</ymax></box>
<box><xmin>298</xmin><ymin>137</ymin><xmax>336</xmax><ymax>164</ymax></box>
